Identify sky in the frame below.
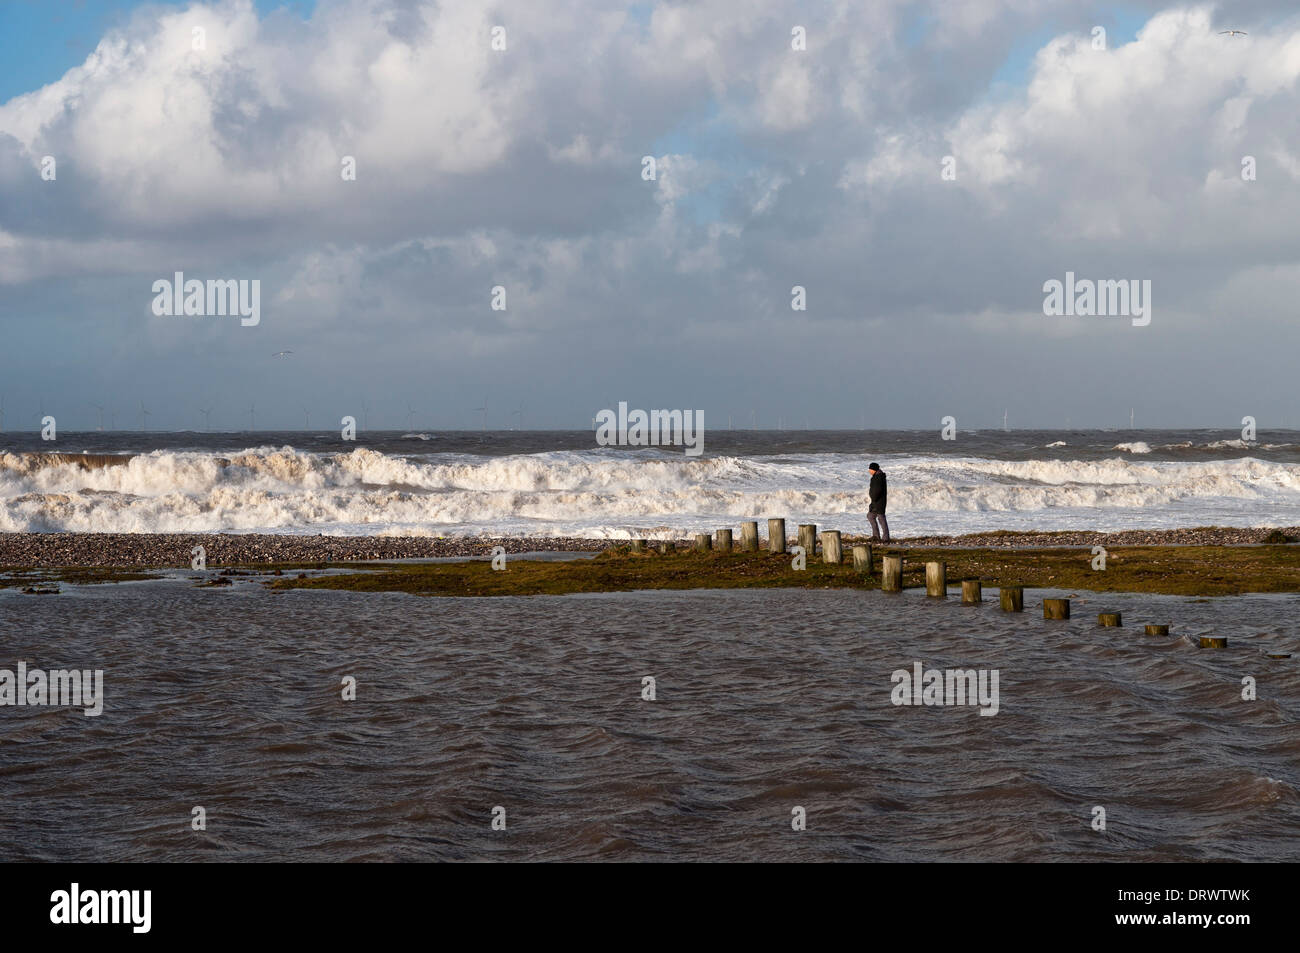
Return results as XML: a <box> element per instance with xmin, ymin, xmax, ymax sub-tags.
<box><xmin>2</xmin><ymin>0</ymin><xmax>1299</xmax><ymax>432</ymax></box>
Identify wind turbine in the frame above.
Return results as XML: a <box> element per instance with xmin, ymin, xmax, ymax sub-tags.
<box><xmin>91</xmin><ymin>402</ymin><xmax>104</xmax><ymax>431</ymax></box>
<box><xmin>1003</xmin><ymin>409</ymin><xmax>1008</xmax><ymax>432</ymax></box>
<box><xmin>139</xmin><ymin>401</ymin><xmax>151</xmax><ymax>432</ymax></box>
<box><xmin>509</xmin><ymin>401</ymin><xmax>523</xmax><ymax>431</ymax></box>
<box><xmin>471</xmin><ymin>397</ymin><xmax>488</xmax><ymax>431</ymax></box>
<box><xmin>199</xmin><ymin>405</ymin><xmax>213</xmax><ymax>432</ymax></box>
<box><xmin>248</xmin><ymin>403</ymin><xmax>256</xmax><ymax>432</ymax></box>
<box><xmin>1130</xmin><ymin>408</ymin><xmax>1135</xmax><ymax>429</ymax></box>
<box><xmin>406</xmin><ymin>402</ymin><xmax>416</xmax><ymax>431</ymax></box>
<box><xmin>302</xmin><ymin>406</ymin><xmax>311</xmax><ymax>430</ymax></box>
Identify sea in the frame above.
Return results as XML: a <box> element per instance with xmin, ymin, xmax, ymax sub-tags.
<box><xmin>2</xmin><ymin>428</ymin><xmax>1298</xmax><ymax>537</ymax></box>
<box><xmin>2</xmin><ymin>429</ymin><xmax>1297</xmax><ymax>862</ymax></box>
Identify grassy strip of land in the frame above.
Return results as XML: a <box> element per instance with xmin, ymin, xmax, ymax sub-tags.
<box><xmin>263</xmin><ymin>544</ymin><xmax>1300</xmax><ymax>598</ymax></box>
<box><xmin>0</xmin><ymin>567</ymin><xmax>164</xmax><ymax>588</ymax></box>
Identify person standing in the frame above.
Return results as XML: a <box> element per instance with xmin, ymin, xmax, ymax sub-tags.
<box><xmin>867</xmin><ymin>462</ymin><xmax>890</xmax><ymax>542</ymax></box>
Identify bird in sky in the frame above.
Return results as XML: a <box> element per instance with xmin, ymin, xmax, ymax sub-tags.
<box><xmin>1218</xmin><ymin>30</ymin><xmax>1247</xmax><ymax>37</ymax></box>
<box><xmin>272</xmin><ymin>350</ymin><xmax>293</xmax><ymax>358</ymax></box>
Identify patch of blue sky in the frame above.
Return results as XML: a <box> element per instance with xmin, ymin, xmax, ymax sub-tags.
<box><xmin>989</xmin><ymin>5</ymin><xmax>1146</xmax><ymax>95</ymax></box>
<box><xmin>650</xmin><ymin>98</ymin><xmax>765</xmax><ymax>226</ymax></box>
<box><xmin>0</xmin><ymin>0</ymin><xmax>316</xmax><ymax>104</ymax></box>
<box><xmin>900</xmin><ymin>8</ymin><xmax>934</xmax><ymax>49</ymax></box>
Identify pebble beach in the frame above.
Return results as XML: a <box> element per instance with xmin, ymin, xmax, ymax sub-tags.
<box><xmin>1</xmin><ymin>526</ymin><xmax>1294</xmax><ymax>569</ymax></box>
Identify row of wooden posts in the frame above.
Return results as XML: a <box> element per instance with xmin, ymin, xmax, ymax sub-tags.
<box><xmin>629</xmin><ymin>519</ymin><xmax>855</xmax><ymax>562</ymax></box>
<box><xmin>627</xmin><ymin>519</ymin><xmax>1226</xmax><ymax>649</ymax></box>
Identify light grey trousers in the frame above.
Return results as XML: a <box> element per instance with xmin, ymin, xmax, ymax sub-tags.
<box><xmin>868</xmin><ymin>512</ymin><xmax>890</xmax><ymax>541</ymax></box>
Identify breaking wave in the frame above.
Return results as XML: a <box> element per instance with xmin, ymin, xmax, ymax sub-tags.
<box><xmin>2</xmin><ymin>446</ymin><xmax>1299</xmax><ymax>537</ymax></box>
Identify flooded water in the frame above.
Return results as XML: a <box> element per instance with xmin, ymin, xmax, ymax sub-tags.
<box><xmin>1</xmin><ymin>578</ymin><xmax>1297</xmax><ymax>861</ymax></box>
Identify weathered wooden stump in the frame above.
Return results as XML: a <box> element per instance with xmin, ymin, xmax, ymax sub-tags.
<box><xmin>740</xmin><ymin>521</ymin><xmax>759</xmax><ymax>552</ymax></box>
<box><xmin>798</xmin><ymin>524</ymin><xmax>818</xmax><ymax>556</ymax></box>
<box><xmin>925</xmin><ymin>561</ymin><xmax>947</xmax><ymax>597</ymax></box>
<box><xmin>693</xmin><ymin>533</ymin><xmax>711</xmax><ymax>552</ymax></box>
<box><xmin>658</xmin><ymin>541</ymin><xmax>675</xmax><ymax>554</ymax></box>
<box><xmin>1043</xmin><ymin>598</ymin><xmax>1070</xmax><ymax>620</ymax></box>
<box><xmin>630</xmin><ymin>539</ymin><xmax>646</xmax><ymax>553</ymax></box>
<box><xmin>715</xmin><ymin>528</ymin><xmax>733</xmax><ymax>552</ymax></box>
<box><xmin>999</xmin><ymin>586</ymin><xmax>1024</xmax><ymax>612</ymax></box>
<box><xmin>1098</xmin><ymin>612</ymin><xmax>1122</xmax><ymax>627</ymax></box>
<box><xmin>961</xmin><ymin>580</ymin><xmax>982</xmax><ymax>605</ymax></box>
<box><xmin>768</xmin><ymin>518</ymin><xmax>786</xmax><ymax>554</ymax></box>
<box><xmin>1199</xmin><ymin>636</ymin><xmax>1228</xmax><ymax>649</ymax></box>
<box><xmin>852</xmin><ymin>544</ymin><xmax>873</xmax><ymax>573</ymax></box>
<box><xmin>881</xmin><ymin>555</ymin><xmax>903</xmax><ymax>592</ymax></box>
<box><xmin>1145</xmin><ymin>624</ymin><xmax>1169</xmax><ymax>636</ymax></box>
<box><xmin>821</xmin><ymin>531</ymin><xmax>842</xmax><ymax>564</ymax></box>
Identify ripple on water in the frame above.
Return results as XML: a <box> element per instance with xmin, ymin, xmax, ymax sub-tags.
<box><xmin>0</xmin><ymin>581</ymin><xmax>1297</xmax><ymax>861</ymax></box>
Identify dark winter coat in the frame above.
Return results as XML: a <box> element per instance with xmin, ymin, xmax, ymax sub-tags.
<box><xmin>868</xmin><ymin>470</ymin><xmax>887</xmax><ymax>514</ymax></box>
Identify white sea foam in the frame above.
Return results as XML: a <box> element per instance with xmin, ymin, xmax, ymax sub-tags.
<box><xmin>1205</xmin><ymin>439</ymin><xmax>1253</xmax><ymax>450</ymax></box>
<box><xmin>2</xmin><ymin>446</ymin><xmax>1297</xmax><ymax>536</ymax></box>
<box><xmin>1112</xmin><ymin>442</ymin><xmax>1152</xmax><ymax>454</ymax></box>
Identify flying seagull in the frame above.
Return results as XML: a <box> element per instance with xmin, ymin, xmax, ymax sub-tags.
<box><xmin>272</xmin><ymin>350</ymin><xmax>293</xmax><ymax>358</ymax></box>
<box><xmin>1218</xmin><ymin>30</ymin><xmax>1247</xmax><ymax>36</ymax></box>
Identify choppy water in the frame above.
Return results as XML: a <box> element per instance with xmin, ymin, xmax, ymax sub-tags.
<box><xmin>2</xmin><ymin>578</ymin><xmax>1297</xmax><ymax>861</ymax></box>
<box><xmin>2</xmin><ymin>428</ymin><xmax>1299</xmax><ymax>537</ymax></box>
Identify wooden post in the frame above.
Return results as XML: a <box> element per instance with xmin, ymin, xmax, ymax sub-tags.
<box><xmin>740</xmin><ymin>521</ymin><xmax>759</xmax><ymax>552</ymax></box>
<box><xmin>1043</xmin><ymin>598</ymin><xmax>1070</xmax><ymax>620</ymax></box>
<box><xmin>694</xmin><ymin>533</ymin><xmax>711</xmax><ymax>552</ymax></box>
<box><xmin>925</xmin><ymin>561</ymin><xmax>947</xmax><ymax>597</ymax></box>
<box><xmin>1098</xmin><ymin>612</ymin><xmax>1122</xmax><ymax>627</ymax></box>
<box><xmin>768</xmin><ymin>518</ymin><xmax>786</xmax><ymax>554</ymax></box>
<box><xmin>715</xmin><ymin>529</ymin><xmax>733</xmax><ymax>552</ymax></box>
<box><xmin>881</xmin><ymin>555</ymin><xmax>903</xmax><ymax>592</ymax></box>
<box><xmin>1199</xmin><ymin>636</ymin><xmax>1228</xmax><ymax>649</ymax></box>
<box><xmin>658</xmin><ymin>541</ymin><xmax>676</xmax><ymax>554</ymax></box>
<box><xmin>821</xmin><ymin>531</ymin><xmax>842</xmax><ymax>564</ymax></box>
<box><xmin>852</xmin><ymin>544</ymin><xmax>873</xmax><ymax>573</ymax></box>
<box><xmin>961</xmin><ymin>580</ymin><xmax>982</xmax><ymax>605</ymax></box>
<box><xmin>999</xmin><ymin>586</ymin><xmax>1024</xmax><ymax>612</ymax></box>
<box><xmin>1144</xmin><ymin>624</ymin><xmax>1169</xmax><ymax>636</ymax></box>
<box><xmin>630</xmin><ymin>539</ymin><xmax>646</xmax><ymax>553</ymax></box>
<box><xmin>798</xmin><ymin>524</ymin><xmax>817</xmax><ymax>556</ymax></box>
